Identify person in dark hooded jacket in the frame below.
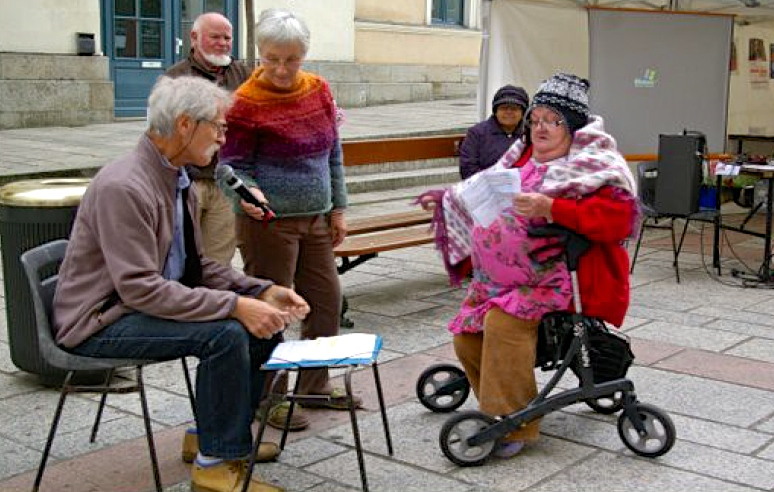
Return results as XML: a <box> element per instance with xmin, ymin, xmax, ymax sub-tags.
<box><xmin>459</xmin><ymin>84</ymin><xmax>529</xmax><ymax>179</ymax></box>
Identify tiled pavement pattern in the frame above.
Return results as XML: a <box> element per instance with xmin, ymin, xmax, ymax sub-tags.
<box><xmin>0</xmin><ymin>99</ymin><xmax>773</xmax><ymax>491</ymax></box>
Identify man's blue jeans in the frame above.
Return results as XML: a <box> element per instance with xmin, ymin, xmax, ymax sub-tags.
<box><xmin>70</xmin><ymin>312</ymin><xmax>280</xmax><ymax>459</ymax></box>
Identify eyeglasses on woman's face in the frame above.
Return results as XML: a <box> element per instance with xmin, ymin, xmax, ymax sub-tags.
<box><xmin>259</xmin><ymin>56</ymin><xmax>303</xmax><ymax>69</ymax></box>
<box><xmin>526</xmin><ymin>117</ymin><xmax>565</xmax><ymax>130</ymax></box>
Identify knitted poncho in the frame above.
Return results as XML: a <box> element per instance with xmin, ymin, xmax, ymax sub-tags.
<box><xmin>219</xmin><ymin>68</ymin><xmax>347</xmax><ymax>217</ymax></box>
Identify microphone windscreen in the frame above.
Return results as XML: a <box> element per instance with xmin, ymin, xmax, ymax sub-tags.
<box><xmin>215</xmin><ymin>164</ymin><xmax>235</xmax><ymax>182</ymax></box>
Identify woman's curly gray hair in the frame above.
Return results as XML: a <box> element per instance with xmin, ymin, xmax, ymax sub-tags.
<box><xmin>255</xmin><ymin>8</ymin><xmax>310</xmax><ymax>55</ymax></box>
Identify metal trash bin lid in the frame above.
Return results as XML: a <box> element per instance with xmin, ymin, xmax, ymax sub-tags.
<box><xmin>0</xmin><ymin>178</ymin><xmax>91</xmax><ymax>207</ymax></box>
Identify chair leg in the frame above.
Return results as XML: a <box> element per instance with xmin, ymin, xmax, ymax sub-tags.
<box><xmin>33</xmin><ymin>371</ymin><xmax>75</xmax><ymax>492</ymax></box>
<box><xmin>371</xmin><ymin>363</ymin><xmax>393</xmax><ymax>456</ymax></box>
<box><xmin>90</xmin><ymin>368</ymin><xmax>116</xmax><ymax>443</ymax></box>
<box><xmin>340</xmin><ymin>295</ymin><xmax>355</xmax><ymax>329</ymax></box>
<box><xmin>280</xmin><ymin>370</ymin><xmax>302</xmax><ymax>450</ymax></box>
<box><xmin>667</xmin><ymin>219</ymin><xmax>680</xmax><ymax>283</ymax></box>
<box><xmin>136</xmin><ymin>366</ymin><xmax>162</xmax><ymax>492</ymax></box>
<box><xmin>344</xmin><ymin>367</ymin><xmax>369</xmax><ymax>492</ymax></box>
<box><xmin>629</xmin><ymin>220</ymin><xmax>647</xmax><ymax>274</ymax></box>
<box><xmin>674</xmin><ymin>219</ymin><xmax>692</xmax><ymax>284</ymax></box>
<box><xmin>243</xmin><ymin>370</ymin><xmax>289</xmax><ymax>492</ymax></box>
<box><xmin>180</xmin><ymin>357</ymin><xmax>197</xmax><ymax>421</ymax></box>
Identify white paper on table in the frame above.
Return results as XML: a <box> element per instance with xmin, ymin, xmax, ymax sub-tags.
<box><xmin>266</xmin><ymin>333</ymin><xmax>379</xmax><ymax>366</ymax></box>
<box><xmin>456</xmin><ymin>167</ymin><xmax>521</xmax><ymax>227</ymax></box>
<box><xmin>714</xmin><ymin>163</ymin><xmax>740</xmax><ymax>176</ymax></box>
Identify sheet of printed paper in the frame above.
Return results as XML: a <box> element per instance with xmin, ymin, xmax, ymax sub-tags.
<box><xmin>457</xmin><ymin>167</ymin><xmax>521</xmax><ymax>227</ymax></box>
<box><xmin>714</xmin><ymin>163</ymin><xmax>740</xmax><ymax>176</ymax></box>
<box><xmin>267</xmin><ymin>333</ymin><xmax>378</xmax><ymax>365</ymax></box>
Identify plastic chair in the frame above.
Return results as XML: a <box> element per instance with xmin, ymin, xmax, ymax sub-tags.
<box><xmin>629</xmin><ymin>161</ymin><xmax>717</xmax><ymax>282</ymax></box>
<box><xmin>20</xmin><ymin>239</ymin><xmax>196</xmax><ymax>492</ymax></box>
<box><xmin>246</xmin><ymin>335</ymin><xmax>393</xmax><ymax>492</ymax></box>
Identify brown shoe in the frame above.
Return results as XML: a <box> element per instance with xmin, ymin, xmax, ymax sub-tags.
<box><xmin>256</xmin><ymin>402</ymin><xmax>310</xmax><ymax>431</ymax></box>
<box><xmin>299</xmin><ymin>387</ymin><xmax>364</xmax><ymax>410</ymax></box>
<box><xmin>191</xmin><ymin>459</ymin><xmax>283</xmax><ymax>492</ymax></box>
<box><xmin>182</xmin><ymin>428</ymin><xmax>280</xmax><ymax>464</ymax></box>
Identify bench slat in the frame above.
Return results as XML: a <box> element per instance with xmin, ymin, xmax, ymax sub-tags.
<box><xmin>335</xmin><ymin>225</ymin><xmax>433</xmax><ymax>257</ymax></box>
<box><xmin>347</xmin><ymin>210</ymin><xmax>432</xmax><ymax>236</ymax></box>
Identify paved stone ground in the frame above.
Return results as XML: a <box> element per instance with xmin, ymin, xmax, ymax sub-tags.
<box><xmin>0</xmin><ymin>100</ymin><xmax>773</xmax><ymax>491</ymax></box>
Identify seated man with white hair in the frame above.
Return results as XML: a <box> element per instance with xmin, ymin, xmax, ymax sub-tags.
<box><xmin>52</xmin><ymin>75</ymin><xmax>303</xmax><ymax>492</ymax></box>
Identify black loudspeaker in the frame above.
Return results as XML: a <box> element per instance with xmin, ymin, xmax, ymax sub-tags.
<box><xmin>655</xmin><ymin>133</ymin><xmax>706</xmax><ymax>216</ymax></box>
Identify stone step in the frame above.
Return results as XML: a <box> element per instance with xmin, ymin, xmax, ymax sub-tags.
<box><xmin>347</xmin><ymin>182</ymin><xmax>451</xmax><ymax>206</ymax></box>
<box><xmin>344</xmin><ymin>157</ymin><xmax>456</xmax><ymax>176</ymax></box>
<box><xmin>345</xmin><ymin>183</ymin><xmax>451</xmax><ymax>219</ymax></box>
<box><xmin>330</xmin><ymin>82</ymin><xmax>477</xmax><ymax>108</ymax></box>
<box><xmin>303</xmin><ymin>61</ymin><xmax>478</xmax><ymax>108</ymax></box>
<box><xmin>345</xmin><ymin>165</ymin><xmax>459</xmax><ymax>194</ymax></box>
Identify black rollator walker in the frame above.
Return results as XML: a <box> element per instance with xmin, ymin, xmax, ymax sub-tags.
<box><xmin>415</xmin><ymin>224</ymin><xmax>676</xmax><ymax>466</ymax></box>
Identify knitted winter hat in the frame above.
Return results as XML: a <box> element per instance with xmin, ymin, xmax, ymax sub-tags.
<box><xmin>491</xmin><ymin>85</ymin><xmax>529</xmax><ymax>114</ymax></box>
<box><xmin>527</xmin><ymin>73</ymin><xmax>590</xmax><ymax>133</ymax></box>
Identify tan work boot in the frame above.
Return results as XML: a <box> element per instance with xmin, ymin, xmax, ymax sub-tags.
<box><xmin>256</xmin><ymin>401</ymin><xmax>310</xmax><ymax>431</ymax></box>
<box><xmin>191</xmin><ymin>459</ymin><xmax>283</xmax><ymax>492</ymax></box>
<box><xmin>182</xmin><ymin>428</ymin><xmax>280</xmax><ymax>464</ymax></box>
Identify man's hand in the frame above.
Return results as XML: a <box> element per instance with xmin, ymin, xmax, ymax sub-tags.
<box><xmin>330</xmin><ymin>210</ymin><xmax>347</xmax><ymax>247</ymax></box>
<box><xmin>231</xmin><ymin>296</ymin><xmax>289</xmax><ymax>339</ymax></box>
<box><xmin>258</xmin><ymin>285</ymin><xmax>310</xmax><ymax>322</ymax></box>
<box><xmin>240</xmin><ymin>186</ymin><xmax>269</xmax><ymax>221</ymax></box>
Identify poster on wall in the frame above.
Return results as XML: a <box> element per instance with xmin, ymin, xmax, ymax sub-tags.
<box><xmin>749</xmin><ymin>38</ymin><xmax>768</xmax><ymax>85</ymax></box>
<box><xmin>731</xmin><ymin>40</ymin><xmax>737</xmax><ymax>72</ymax></box>
<box><xmin>770</xmin><ymin>43</ymin><xmax>774</xmax><ymax>78</ymax></box>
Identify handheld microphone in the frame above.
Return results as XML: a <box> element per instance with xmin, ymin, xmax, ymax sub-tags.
<box><xmin>215</xmin><ymin>165</ymin><xmax>276</xmax><ymax>222</ymax></box>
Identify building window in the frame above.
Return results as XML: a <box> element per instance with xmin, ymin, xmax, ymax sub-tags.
<box><xmin>114</xmin><ymin>0</ymin><xmax>164</xmax><ymax>59</ymax></box>
<box><xmin>432</xmin><ymin>0</ymin><xmax>464</xmax><ymax>26</ymax></box>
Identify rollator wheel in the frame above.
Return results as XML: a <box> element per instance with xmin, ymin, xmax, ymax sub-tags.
<box><xmin>617</xmin><ymin>403</ymin><xmax>676</xmax><ymax>458</ymax></box>
<box><xmin>416</xmin><ymin>364</ymin><xmax>470</xmax><ymax>413</ymax></box>
<box><xmin>585</xmin><ymin>391</ymin><xmax>625</xmax><ymax>414</ymax></box>
<box><xmin>439</xmin><ymin>411</ymin><xmax>498</xmax><ymax>466</ymax></box>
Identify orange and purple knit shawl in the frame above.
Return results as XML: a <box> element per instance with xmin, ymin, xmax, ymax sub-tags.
<box><xmin>222</xmin><ymin>68</ymin><xmax>337</xmax><ymax>165</ymax></box>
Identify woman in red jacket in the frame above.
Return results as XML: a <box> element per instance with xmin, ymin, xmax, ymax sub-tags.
<box><xmin>419</xmin><ymin>73</ymin><xmax>638</xmax><ymax>459</ymax></box>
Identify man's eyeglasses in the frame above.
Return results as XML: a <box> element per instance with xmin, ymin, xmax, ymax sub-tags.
<box><xmin>198</xmin><ymin>119</ymin><xmax>228</xmax><ymax>136</ymax></box>
<box><xmin>526</xmin><ymin>118</ymin><xmax>565</xmax><ymax>129</ymax></box>
<box><xmin>260</xmin><ymin>57</ymin><xmax>302</xmax><ymax>69</ymax></box>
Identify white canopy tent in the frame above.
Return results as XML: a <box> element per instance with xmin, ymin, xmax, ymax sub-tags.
<box><xmin>478</xmin><ymin>0</ymin><xmax>774</xmax><ymax>153</ymax></box>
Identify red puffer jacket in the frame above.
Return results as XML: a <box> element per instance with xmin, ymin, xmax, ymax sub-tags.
<box><xmin>550</xmin><ymin>186</ymin><xmax>635</xmax><ymax>327</ymax></box>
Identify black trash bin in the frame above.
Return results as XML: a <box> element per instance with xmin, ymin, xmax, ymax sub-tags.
<box><xmin>0</xmin><ymin>177</ymin><xmax>106</xmax><ymax>386</ymax></box>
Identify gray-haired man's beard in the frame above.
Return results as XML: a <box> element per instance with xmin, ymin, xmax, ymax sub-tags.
<box><xmin>204</xmin><ymin>144</ymin><xmax>220</xmax><ymax>162</ymax></box>
<box><xmin>202</xmin><ymin>52</ymin><xmax>231</xmax><ymax>67</ymax></box>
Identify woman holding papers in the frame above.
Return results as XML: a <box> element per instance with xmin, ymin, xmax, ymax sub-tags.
<box><xmin>418</xmin><ymin>73</ymin><xmax>638</xmax><ymax>458</ymax></box>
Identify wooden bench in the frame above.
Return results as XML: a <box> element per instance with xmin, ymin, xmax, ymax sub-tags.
<box><xmin>345</xmin><ymin>209</ymin><xmax>433</xmax><ymax>235</ymax></box>
<box><xmin>334</xmin><ymin>213</ymin><xmax>434</xmax><ymax>327</ymax></box>
<box><xmin>332</xmin><ymin>133</ymin><xmax>462</xmax><ymax>274</ymax></box>
<box><xmin>333</xmin><ymin>135</ymin><xmax>460</xmax><ymax>326</ymax></box>
<box><xmin>335</xmin><ymin>209</ymin><xmax>433</xmax><ymax>272</ymax></box>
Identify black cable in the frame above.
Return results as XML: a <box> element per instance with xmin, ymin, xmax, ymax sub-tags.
<box><xmin>697</xmin><ymin>219</ymin><xmax>751</xmax><ymax>287</ymax></box>
<box><xmin>698</xmin><ymin>212</ymin><xmax>774</xmax><ymax>289</ymax></box>
<box><xmin>166</xmin><ymin>120</ymin><xmax>200</xmax><ymax>163</ymax></box>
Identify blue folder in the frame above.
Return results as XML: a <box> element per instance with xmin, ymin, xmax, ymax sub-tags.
<box><xmin>262</xmin><ymin>334</ymin><xmax>383</xmax><ymax>370</ymax></box>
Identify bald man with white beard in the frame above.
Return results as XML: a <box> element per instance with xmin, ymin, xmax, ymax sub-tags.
<box><xmin>166</xmin><ymin>12</ymin><xmax>250</xmax><ymax>267</ymax></box>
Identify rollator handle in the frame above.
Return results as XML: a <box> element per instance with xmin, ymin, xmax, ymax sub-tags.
<box><xmin>528</xmin><ymin>224</ymin><xmax>590</xmax><ymax>272</ymax></box>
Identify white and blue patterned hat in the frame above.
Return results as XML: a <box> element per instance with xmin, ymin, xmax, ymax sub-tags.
<box><xmin>528</xmin><ymin>73</ymin><xmax>590</xmax><ymax>133</ymax></box>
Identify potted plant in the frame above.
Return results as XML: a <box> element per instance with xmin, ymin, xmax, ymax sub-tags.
<box><xmin>698</xmin><ymin>159</ymin><xmax>719</xmax><ymax>210</ymax></box>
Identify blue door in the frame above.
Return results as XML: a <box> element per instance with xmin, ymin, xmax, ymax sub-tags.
<box><xmin>103</xmin><ymin>0</ymin><xmax>239</xmax><ymax>117</ymax></box>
